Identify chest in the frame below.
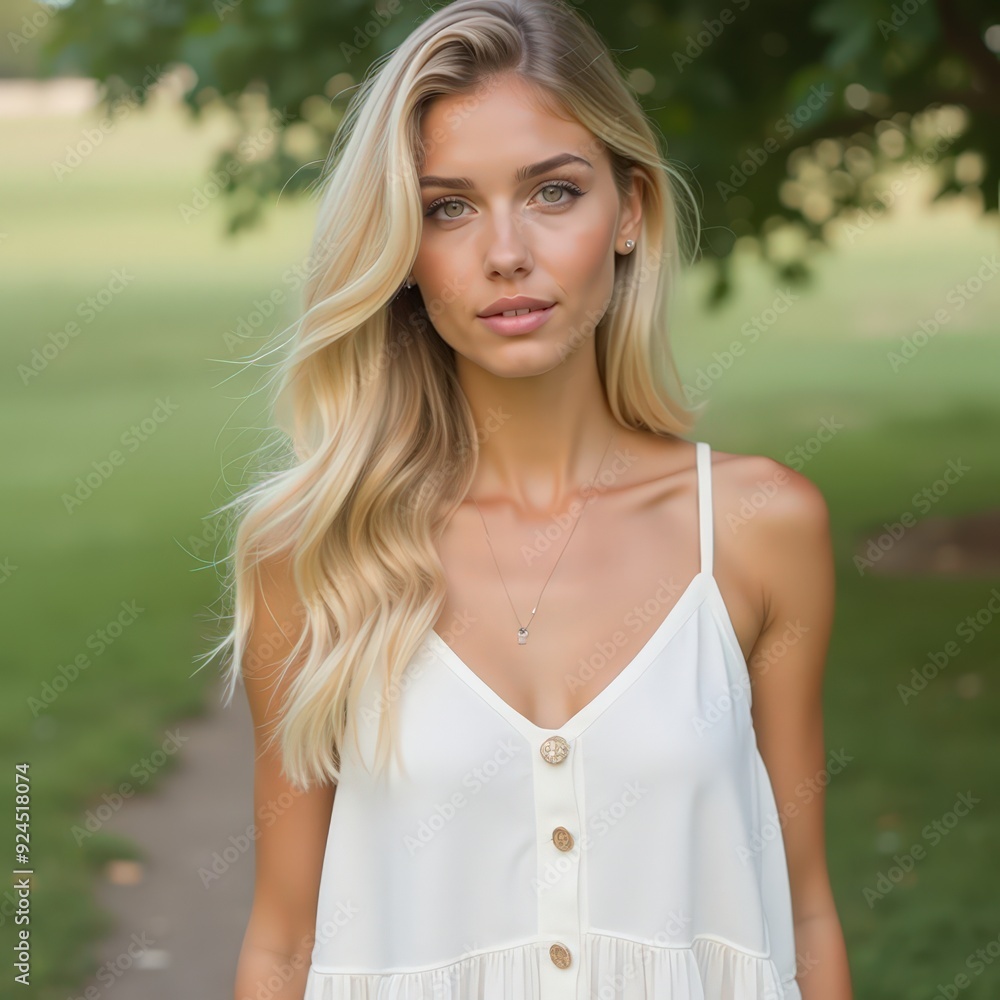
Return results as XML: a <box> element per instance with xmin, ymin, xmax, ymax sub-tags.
<box><xmin>431</xmin><ymin>494</ymin><xmax>706</xmax><ymax>731</ymax></box>
<box><xmin>351</xmin><ymin>595</ymin><xmax>754</xmax><ymax>797</ymax></box>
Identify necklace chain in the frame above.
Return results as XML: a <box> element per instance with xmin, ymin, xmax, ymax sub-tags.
<box><xmin>470</xmin><ymin>429</ymin><xmax>617</xmax><ymax>645</ymax></box>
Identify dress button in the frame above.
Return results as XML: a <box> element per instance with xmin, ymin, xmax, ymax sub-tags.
<box><xmin>539</xmin><ymin>735</ymin><xmax>570</xmax><ymax>764</ymax></box>
<box><xmin>552</xmin><ymin>826</ymin><xmax>574</xmax><ymax>851</ymax></box>
<box><xmin>549</xmin><ymin>942</ymin><xmax>571</xmax><ymax>968</ymax></box>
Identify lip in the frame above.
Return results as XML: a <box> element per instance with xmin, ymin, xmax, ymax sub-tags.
<box><xmin>478</xmin><ymin>304</ymin><xmax>556</xmax><ymax>336</ymax></box>
<box><xmin>477</xmin><ymin>296</ymin><xmax>555</xmax><ymax>318</ymax></box>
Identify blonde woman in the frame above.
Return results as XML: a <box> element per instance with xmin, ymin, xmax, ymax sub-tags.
<box><xmin>218</xmin><ymin>0</ymin><xmax>852</xmax><ymax>997</ymax></box>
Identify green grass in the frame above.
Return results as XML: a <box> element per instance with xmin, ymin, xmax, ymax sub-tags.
<box><xmin>2</xmin><ymin>95</ymin><xmax>999</xmax><ymax>999</ymax></box>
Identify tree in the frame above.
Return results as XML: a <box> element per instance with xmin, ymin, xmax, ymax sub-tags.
<box><xmin>40</xmin><ymin>0</ymin><xmax>1000</xmax><ymax>304</ymax></box>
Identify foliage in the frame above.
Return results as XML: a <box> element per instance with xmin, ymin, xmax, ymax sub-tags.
<box><xmin>39</xmin><ymin>0</ymin><xmax>1000</xmax><ymax>304</ymax></box>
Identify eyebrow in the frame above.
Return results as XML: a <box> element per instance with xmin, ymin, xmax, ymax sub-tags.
<box><xmin>418</xmin><ymin>152</ymin><xmax>593</xmax><ymax>190</ymax></box>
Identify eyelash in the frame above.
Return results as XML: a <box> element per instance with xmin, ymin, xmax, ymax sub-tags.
<box><xmin>424</xmin><ymin>180</ymin><xmax>585</xmax><ymax>219</ymax></box>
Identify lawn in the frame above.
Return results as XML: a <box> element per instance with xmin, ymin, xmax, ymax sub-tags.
<box><xmin>2</xmin><ymin>90</ymin><xmax>998</xmax><ymax>999</ymax></box>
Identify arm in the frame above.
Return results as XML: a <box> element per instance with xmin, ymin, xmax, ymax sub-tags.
<box><xmin>234</xmin><ymin>556</ymin><xmax>336</xmax><ymax>1000</ymax></box>
<box><xmin>744</xmin><ymin>462</ymin><xmax>853</xmax><ymax>999</ymax></box>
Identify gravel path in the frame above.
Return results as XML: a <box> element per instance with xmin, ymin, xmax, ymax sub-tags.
<box><xmin>78</xmin><ymin>677</ymin><xmax>254</xmax><ymax>999</ymax></box>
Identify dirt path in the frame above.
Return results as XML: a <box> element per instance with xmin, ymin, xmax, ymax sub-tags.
<box><xmin>78</xmin><ymin>677</ymin><xmax>254</xmax><ymax>999</ymax></box>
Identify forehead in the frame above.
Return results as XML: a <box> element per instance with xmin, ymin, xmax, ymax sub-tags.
<box><xmin>417</xmin><ymin>74</ymin><xmax>599</xmax><ymax>175</ymax></box>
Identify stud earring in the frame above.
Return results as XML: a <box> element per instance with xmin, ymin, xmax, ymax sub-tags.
<box><xmin>624</xmin><ymin>239</ymin><xmax>635</xmax><ymax>252</ymax></box>
<box><xmin>404</xmin><ymin>274</ymin><xmax>416</xmax><ymax>288</ymax></box>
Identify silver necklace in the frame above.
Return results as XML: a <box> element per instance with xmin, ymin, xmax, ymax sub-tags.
<box><xmin>471</xmin><ymin>430</ymin><xmax>617</xmax><ymax>645</ymax></box>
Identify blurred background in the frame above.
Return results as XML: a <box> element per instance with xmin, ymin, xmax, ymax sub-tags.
<box><xmin>2</xmin><ymin>0</ymin><xmax>999</xmax><ymax>998</ymax></box>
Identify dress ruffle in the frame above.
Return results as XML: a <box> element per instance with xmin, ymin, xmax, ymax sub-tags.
<box><xmin>587</xmin><ymin>934</ymin><xmax>802</xmax><ymax>999</ymax></box>
<box><xmin>303</xmin><ymin>933</ymin><xmax>802</xmax><ymax>999</ymax></box>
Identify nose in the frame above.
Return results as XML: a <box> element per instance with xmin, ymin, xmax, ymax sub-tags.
<box><xmin>482</xmin><ymin>211</ymin><xmax>533</xmax><ymax>281</ymax></box>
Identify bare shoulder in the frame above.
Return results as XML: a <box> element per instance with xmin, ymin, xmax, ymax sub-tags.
<box><xmin>708</xmin><ymin>447</ymin><xmax>831</xmax><ymax>546</ymax></box>
<box><xmin>707</xmin><ymin>446</ymin><xmax>835</xmax><ymax>654</ymax></box>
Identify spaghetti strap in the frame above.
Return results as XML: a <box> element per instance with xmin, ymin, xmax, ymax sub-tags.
<box><xmin>696</xmin><ymin>441</ymin><xmax>714</xmax><ymax>576</ymax></box>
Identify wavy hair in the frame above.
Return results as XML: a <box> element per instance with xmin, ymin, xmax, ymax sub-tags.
<box><xmin>200</xmin><ymin>0</ymin><xmax>703</xmax><ymax>791</ymax></box>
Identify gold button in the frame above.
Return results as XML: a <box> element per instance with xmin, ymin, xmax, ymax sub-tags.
<box><xmin>539</xmin><ymin>735</ymin><xmax>570</xmax><ymax>764</ymax></box>
<box><xmin>549</xmin><ymin>942</ymin><xmax>571</xmax><ymax>968</ymax></box>
<box><xmin>552</xmin><ymin>826</ymin><xmax>574</xmax><ymax>851</ymax></box>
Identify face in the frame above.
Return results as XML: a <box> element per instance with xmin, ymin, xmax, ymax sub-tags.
<box><xmin>410</xmin><ymin>73</ymin><xmax>641</xmax><ymax>377</ymax></box>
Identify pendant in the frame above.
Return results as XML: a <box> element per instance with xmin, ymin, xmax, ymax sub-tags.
<box><xmin>517</xmin><ymin>627</ymin><xmax>528</xmax><ymax>645</ymax></box>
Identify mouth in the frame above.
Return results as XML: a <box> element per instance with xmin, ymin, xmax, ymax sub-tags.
<box><xmin>491</xmin><ymin>306</ymin><xmax>547</xmax><ymax>318</ymax></box>
<box><xmin>477</xmin><ymin>303</ymin><xmax>556</xmax><ymax>336</ymax></box>
<box><xmin>477</xmin><ymin>297</ymin><xmax>556</xmax><ymax>318</ymax></box>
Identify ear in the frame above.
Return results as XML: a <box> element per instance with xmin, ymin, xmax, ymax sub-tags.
<box><xmin>616</xmin><ymin>165</ymin><xmax>644</xmax><ymax>253</ymax></box>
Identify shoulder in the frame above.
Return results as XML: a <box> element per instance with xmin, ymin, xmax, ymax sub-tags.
<box><xmin>707</xmin><ymin>446</ymin><xmax>834</xmax><ymax>641</ymax></box>
<box><xmin>708</xmin><ymin>447</ymin><xmax>831</xmax><ymax>554</ymax></box>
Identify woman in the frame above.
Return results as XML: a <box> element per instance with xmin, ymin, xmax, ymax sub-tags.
<box><xmin>222</xmin><ymin>0</ymin><xmax>853</xmax><ymax>996</ymax></box>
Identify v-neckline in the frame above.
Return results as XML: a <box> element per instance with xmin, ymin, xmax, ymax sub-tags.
<box><xmin>423</xmin><ymin>570</ymin><xmax>712</xmax><ymax>742</ymax></box>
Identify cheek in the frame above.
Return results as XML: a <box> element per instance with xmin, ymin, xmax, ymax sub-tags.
<box><xmin>546</xmin><ymin>211</ymin><xmax>617</xmax><ymax>297</ymax></box>
<box><xmin>411</xmin><ymin>245</ymin><xmax>478</xmax><ymax>347</ymax></box>
<box><xmin>413</xmin><ymin>239</ymin><xmax>475</xmax><ymax>313</ymax></box>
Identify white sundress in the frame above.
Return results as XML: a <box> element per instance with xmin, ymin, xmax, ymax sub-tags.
<box><xmin>303</xmin><ymin>441</ymin><xmax>803</xmax><ymax>999</ymax></box>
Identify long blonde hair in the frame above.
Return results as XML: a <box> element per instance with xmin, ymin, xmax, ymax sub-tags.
<box><xmin>200</xmin><ymin>0</ymin><xmax>702</xmax><ymax>790</ymax></box>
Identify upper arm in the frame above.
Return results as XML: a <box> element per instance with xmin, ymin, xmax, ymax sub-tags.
<box><xmin>241</xmin><ymin>555</ymin><xmax>336</xmax><ymax>957</ymax></box>
<box><xmin>742</xmin><ymin>460</ymin><xmax>839</xmax><ymax>924</ymax></box>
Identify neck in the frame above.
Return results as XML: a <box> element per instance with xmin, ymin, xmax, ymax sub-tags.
<box><xmin>456</xmin><ymin>353</ymin><xmax>624</xmax><ymax>515</ymax></box>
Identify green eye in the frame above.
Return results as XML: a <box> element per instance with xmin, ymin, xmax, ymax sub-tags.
<box><xmin>423</xmin><ymin>180</ymin><xmax>584</xmax><ymax>219</ymax></box>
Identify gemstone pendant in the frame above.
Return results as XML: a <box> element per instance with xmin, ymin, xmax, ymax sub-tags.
<box><xmin>517</xmin><ymin>627</ymin><xmax>528</xmax><ymax>645</ymax></box>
